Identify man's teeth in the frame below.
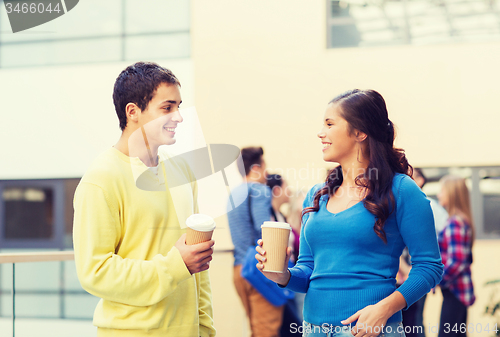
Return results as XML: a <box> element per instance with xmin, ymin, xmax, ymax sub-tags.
<box><xmin>164</xmin><ymin>127</ymin><xmax>175</xmax><ymax>132</ymax></box>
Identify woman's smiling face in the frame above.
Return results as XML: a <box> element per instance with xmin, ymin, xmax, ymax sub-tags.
<box><xmin>317</xmin><ymin>103</ymin><xmax>358</xmax><ymax>163</ymax></box>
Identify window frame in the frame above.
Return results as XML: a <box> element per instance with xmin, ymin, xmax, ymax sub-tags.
<box><xmin>0</xmin><ymin>179</ymin><xmax>65</xmax><ymax>249</ymax></box>
<box><xmin>420</xmin><ymin>166</ymin><xmax>500</xmax><ymax>240</ymax></box>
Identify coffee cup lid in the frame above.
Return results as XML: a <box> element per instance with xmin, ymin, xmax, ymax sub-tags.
<box><xmin>186</xmin><ymin>214</ymin><xmax>216</xmax><ymax>232</ymax></box>
<box><xmin>261</xmin><ymin>221</ymin><xmax>291</xmax><ymax>230</ymax></box>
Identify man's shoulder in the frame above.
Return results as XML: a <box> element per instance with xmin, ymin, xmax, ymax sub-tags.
<box><xmin>80</xmin><ymin>147</ymin><xmax>127</xmax><ymax>187</ymax></box>
<box><xmin>230</xmin><ymin>181</ymin><xmax>269</xmax><ymax>192</ymax></box>
<box><xmin>248</xmin><ymin>182</ymin><xmax>271</xmax><ymax>194</ymax></box>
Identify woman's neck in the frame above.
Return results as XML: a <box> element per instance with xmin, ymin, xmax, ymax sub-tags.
<box><xmin>340</xmin><ymin>161</ymin><xmax>369</xmax><ymax>188</ymax></box>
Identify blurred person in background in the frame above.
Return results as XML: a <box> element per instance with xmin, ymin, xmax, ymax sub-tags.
<box><xmin>266</xmin><ymin>173</ymin><xmax>302</xmax><ymax>336</ymax></box>
<box><xmin>437</xmin><ymin>175</ymin><xmax>476</xmax><ymax>337</ymax></box>
<box><xmin>399</xmin><ymin>168</ymin><xmax>449</xmax><ymax>337</ymax></box>
<box><xmin>266</xmin><ymin>174</ymin><xmax>298</xmax><ymax>261</ymax></box>
<box><xmin>286</xmin><ymin>190</ymin><xmax>307</xmax><ymax>265</ymax></box>
<box><xmin>413</xmin><ymin>168</ymin><xmax>448</xmax><ymax>235</ymax></box>
<box><xmin>255</xmin><ymin>89</ymin><xmax>443</xmax><ymax>337</ymax></box>
<box><xmin>73</xmin><ymin>62</ymin><xmax>215</xmax><ymax>337</ymax></box>
<box><xmin>227</xmin><ymin>147</ymin><xmax>285</xmax><ymax>337</ymax></box>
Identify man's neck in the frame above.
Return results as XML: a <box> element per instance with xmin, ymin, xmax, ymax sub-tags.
<box><xmin>271</xmin><ymin>198</ymin><xmax>283</xmax><ymax>212</ymax></box>
<box><xmin>245</xmin><ymin>176</ymin><xmax>263</xmax><ymax>184</ymax></box>
<box><xmin>114</xmin><ymin>130</ymin><xmax>159</xmax><ymax>167</ymax></box>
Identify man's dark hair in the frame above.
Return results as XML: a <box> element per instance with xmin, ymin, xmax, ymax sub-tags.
<box><xmin>113</xmin><ymin>62</ymin><xmax>181</xmax><ymax>131</ymax></box>
<box><xmin>414</xmin><ymin>167</ymin><xmax>427</xmax><ymax>187</ymax></box>
<box><xmin>266</xmin><ymin>174</ymin><xmax>283</xmax><ymax>190</ymax></box>
<box><xmin>239</xmin><ymin>147</ymin><xmax>264</xmax><ymax>176</ymax></box>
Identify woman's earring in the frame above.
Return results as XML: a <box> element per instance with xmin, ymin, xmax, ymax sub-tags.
<box><xmin>357</xmin><ymin>144</ymin><xmax>361</xmax><ymax>163</ymax></box>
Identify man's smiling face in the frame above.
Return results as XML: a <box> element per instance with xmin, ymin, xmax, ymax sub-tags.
<box><xmin>138</xmin><ymin>83</ymin><xmax>183</xmax><ymax>147</ymax></box>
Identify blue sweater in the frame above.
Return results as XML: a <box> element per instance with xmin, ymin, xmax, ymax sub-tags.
<box><xmin>284</xmin><ymin>173</ymin><xmax>443</xmax><ymax>326</ymax></box>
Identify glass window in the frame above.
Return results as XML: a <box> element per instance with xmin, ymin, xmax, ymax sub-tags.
<box><xmin>327</xmin><ymin>0</ymin><xmax>500</xmax><ymax>48</ymax></box>
<box><xmin>125</xmin><ymin>0</ymin><xmax>190</xmax><ymax>34</ymax></box>
<box><xmin>1</xmin><ymin>37</ymin><xmax>122</xmax><ymax>68</ymax></box>
<box><xmin>0</xmin><ymin>0</ymin><xmax>122</xmax><ymax>44</ymax></box>
<box><xmin>0</xmin><ymin>180</ymin><xmax>64</xmax><ymax>248</ymax></box>
<box><xmin>3</xmin><ymin>187</ymin><xmax>54</xmax><ymax>239</ymax></box>
<box><xmin>125</xmin><ymin>33</ymin><xmax>190</xmax><ymax>61</ymax></box>
<box><xmin>419</xmin><ymin>166</ymin><xmax>500</xmax><ymax>239</ymax></box>
<box><xmin>0</xmin><ymin>0</ymin><xmax>191</xmax><ymax>68</ymax></box>
<box><xmin>479</xmin><ymin>168</ymin><xmax>500</xmax><ymax>236</ymax></box>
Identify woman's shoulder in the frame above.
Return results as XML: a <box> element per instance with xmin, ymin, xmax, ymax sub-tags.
<box><xmin>447</xmin><ymin>215</ymin><xmax>470</xmax><ymax>228</ymax></box>
<box><xmin>392</xmin><ymin>173</ymin><xmax>421</xmax><ymax>196</ymax></box>
<box><xmin>302</xmin><ymin>182</ymin><xmax>325</xmax><ymax>207</ymax></box>
<box><xmin>392</xmin><ymin>172</ymin><xmax>412</xmax><ymax>186</ymax></box>
<box><xmin>390</xmin><ymin>173</ymin><xmax>431</xmax><ymax>214</ymax></box>
<box><xmin>307</xmin><ymin>182</ymin><xmax>325</xmax><ymax>198</ymax></box>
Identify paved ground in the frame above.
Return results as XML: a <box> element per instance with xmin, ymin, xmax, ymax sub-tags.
<box><xmin>0</xmin><ymin>318</ymin><xmax>96</xmax><ymax>337</ymax></box>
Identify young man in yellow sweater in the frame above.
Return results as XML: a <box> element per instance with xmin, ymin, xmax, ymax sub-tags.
<box><xmin>73</xmin><ymin>62</ymin><xmax>216</xmax><ymax>337</ymax></box>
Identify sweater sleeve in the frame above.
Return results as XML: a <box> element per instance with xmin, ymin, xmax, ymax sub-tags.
<box><xmin>282</xmin><ymin>184</ymin><xmax>323</xmax><ymax>293</ymax></box>
<box><xmin>73</xmin><ymin>182</ymin><xmax>193</xmax><ymax>307</ymax></box>
<box><xmin>395</xmin><ymin>176</ymin><xmax>444</xmax><ymax>309</ymax></box>
<box><xmin>250</xmin><ymin>184</ymin><xmax>272</xmax><ymax>233</ymax></box>
<box><xmin>197</xmin><ymin>270</ymin><xmax>216</xmax><ymax>337</ymax></box>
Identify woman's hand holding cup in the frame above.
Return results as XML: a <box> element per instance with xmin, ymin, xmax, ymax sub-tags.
<box><xmin>255</xmin><ymin>239</ymin><xmax>292</xmax><ymax>286</ymax></box>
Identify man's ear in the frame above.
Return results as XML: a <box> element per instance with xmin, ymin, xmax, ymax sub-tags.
<box><xmin>272</xmin><ymin>185</ymin><xmax>280</xmax><ymax>195</ymax></box>
<box><xmin>249</xmin><ymin>164</ymin><xmax>261</xmax><ymax>174</ymax></box>
<box><xmin>125</xmin><ymin>103</ymin><xmax>141</xmax><ymax>125</ymax></box>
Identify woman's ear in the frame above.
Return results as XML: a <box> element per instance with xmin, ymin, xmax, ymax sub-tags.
<box><xmin>354</xmin><ymin>130</ymin><xmax>368</xmax><ymax>142</ymax></box>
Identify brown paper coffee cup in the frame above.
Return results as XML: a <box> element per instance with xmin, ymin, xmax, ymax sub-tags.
<box><xmin>185</xmin><ymin>214</ymin><xmax>216</xmax><ymax>245</ymax></box>
<box><xmin>261</xmin><ymin>221</ymin><xmax>291</xmax><ymax>272</ymax></box>
<box><xmin>186</xmin><ymin>227</ymin><xmax>214</xmax><ymax>245</ymax></box>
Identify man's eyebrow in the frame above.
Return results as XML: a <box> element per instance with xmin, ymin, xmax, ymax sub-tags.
<box><xmin>160</xmin><ymin>100</ymin><xmax>182</xmax><ymax>105</ymax></box>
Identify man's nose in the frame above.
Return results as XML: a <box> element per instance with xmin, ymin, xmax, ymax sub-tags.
<box><xmin>172</xmin><ymin>109</ymin><xmax>183</xmax><ymax>123</ymax></box>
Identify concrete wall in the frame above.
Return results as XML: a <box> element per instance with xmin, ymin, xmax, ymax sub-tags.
<box><xmin>0</xmin><ymin>59</ymin><xmax>195</xmax><ymax>180</ymax></box>
<box><xmin>192</xmin><ymin>0</ymin><xmax>500</xmax><ymax>190</ymax></box>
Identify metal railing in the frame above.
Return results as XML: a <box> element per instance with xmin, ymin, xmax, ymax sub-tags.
<box><xmin>0</xmin><ymin>251</ymin><xmax>74</xmax><ymax>337</ymax></box>
<box><xmin>0</xmin><ymin>249</ymin><xmax>234</xmax><ymax>337</ymax></box>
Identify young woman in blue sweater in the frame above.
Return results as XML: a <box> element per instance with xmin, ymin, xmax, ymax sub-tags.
<box><xmin>255</xmin><ymin>89</ymin><xmax>443</xmax><ymax>337</ymax></box>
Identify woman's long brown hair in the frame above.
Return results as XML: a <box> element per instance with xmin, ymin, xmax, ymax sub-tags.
<box><xmin>302</xmin><ymin>89</ymin><xmax>412</xmax><ymax>244</ymax></box>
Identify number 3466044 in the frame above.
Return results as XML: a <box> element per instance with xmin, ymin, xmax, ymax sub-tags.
<box><xmin>443</xmin><ymin>323</ymin><xmax>499</xmax><ymax>334</ymax></box>
<box><xmin>5</xmin><ymin>2</ymin><xmax>62</xmax><ymax>14</ymax></box>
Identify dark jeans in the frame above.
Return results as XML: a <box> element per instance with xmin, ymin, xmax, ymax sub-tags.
<box><xmin>402</xmin><ymin>294</ymin><xmax>426</xmax><ymax>337</ymax></box>
<box><xmin>438</xmin><ymin>288</ymin><xmax>468</xmax><ymax>337</ymax></box>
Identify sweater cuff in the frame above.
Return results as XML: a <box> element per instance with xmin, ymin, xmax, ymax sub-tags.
<box><xmin>199</xmin><ymin>325</ymin><xmax>215</xmax><ymax>337</ymax></box>
<box><xmin>397</xmin><ymin>274</ymin><xmax>431</xmax><ymax>310</ymax></box>
<box><xmin>153</xmin><ymin>247</ymin><xmax>192</xmax><ymax>288</ymax></box>
<box><xmin>278</xmin><ymin>268</ymin><xmax>308</xmax><ymax>293</ymax></box>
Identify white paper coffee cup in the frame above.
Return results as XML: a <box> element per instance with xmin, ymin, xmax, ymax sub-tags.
<box><xmin>186</xmin><ymin>214</ymin><xmax>216</xmax><ymax>245</ymax></box>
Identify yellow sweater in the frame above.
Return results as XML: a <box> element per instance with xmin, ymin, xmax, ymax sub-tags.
<box><xmin>73</xmin><ymin>147</ymin><xmax>215</xmax><ymax>337</ymax></box>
